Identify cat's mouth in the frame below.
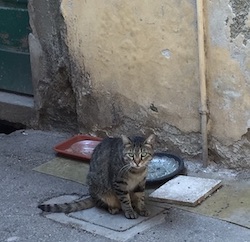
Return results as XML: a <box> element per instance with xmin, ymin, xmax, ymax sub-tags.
<box><xmin>131</xmin><ymin>163</ymin><xmax>147</xmax><ymax>169</ymax></box>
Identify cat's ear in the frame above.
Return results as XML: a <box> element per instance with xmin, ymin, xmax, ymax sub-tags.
<box><xmin>121</xmin><ymin>135</ymin><xmax>131</xmax><ymax>145</ymax></box>
<box><xmin>145</xmin><ymin>134</ymin><xmax>155</xmax><ymax>146</ymax></box>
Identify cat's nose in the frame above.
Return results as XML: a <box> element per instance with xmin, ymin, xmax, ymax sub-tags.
<box><xmin>134</xmin><ymin>158</ymin><xmax>140</xmax><ymax>166</ymax></box>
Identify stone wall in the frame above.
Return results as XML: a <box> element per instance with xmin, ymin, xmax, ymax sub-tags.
<box><xmin>28</xmin><ymin>0</ymin><xmax>250</xmax><ymax>168</ymax></box>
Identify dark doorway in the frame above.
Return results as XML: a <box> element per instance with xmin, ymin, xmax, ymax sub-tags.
<box><xmin>0</xmin><ymin>0</ymin><xmax>33</xmax><ymax>95</ymax></box>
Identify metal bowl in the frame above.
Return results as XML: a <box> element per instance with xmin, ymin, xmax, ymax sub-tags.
<box><xmin>146</xmin><ymin>152</ymin><xmax>184</xmax><ymax>185</ymax></box>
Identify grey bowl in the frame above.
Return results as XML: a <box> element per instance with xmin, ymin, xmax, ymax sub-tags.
<box><xmin>146</xmin><ymin>152</ymin><xmax>184</xmax><ymax>185</ymax></box>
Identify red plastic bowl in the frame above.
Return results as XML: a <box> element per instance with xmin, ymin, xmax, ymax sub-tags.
<box><xmin>54</xmin><ymin>135</ymin><xmax>102</xmax><ymax>160</ymax></box>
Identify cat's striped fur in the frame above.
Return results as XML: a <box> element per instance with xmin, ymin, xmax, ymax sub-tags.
<box><xmin>38</xmin><ymin>134</ymin><xmax>155</xmax><ymax>219</ymax></box>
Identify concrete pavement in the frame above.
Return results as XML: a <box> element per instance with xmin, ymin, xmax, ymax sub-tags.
<box><xmin>0</xmin><ymin>130</ymin><xmax>249</xmax><ymax>242</ymax></box>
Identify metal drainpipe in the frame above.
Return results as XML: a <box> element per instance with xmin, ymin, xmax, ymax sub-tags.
<box><xmin>196</xmin><ymin>0</ymin><xmax>208</xmax><ymax>167</ymax></box>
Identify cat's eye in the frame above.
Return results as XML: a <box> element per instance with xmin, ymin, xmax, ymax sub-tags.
<box><xmin>141</xmin><ymin>152</ymin><xmax>148</xmax><ymax>158</ymax></box>
<box><xmin>128</xmin><ymin>153</ymin><xmax>134</xmax><ymax>158</ymax></box>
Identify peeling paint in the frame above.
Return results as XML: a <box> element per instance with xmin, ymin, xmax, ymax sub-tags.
<box><xmin>229</xmin><ymin>0</ymin><xmax>250</xmax><ymax>45</ymax></box>
<box><xmin>161</xmin><ymin>49</ymin><xmax>171</xmax><ymax>59</ymax></box>
<box><xmin>0</xmin><ymin>33</ymin><xmax>10</xmax><ymax>45</ymax></box>
<box><xmin>223</xmin><ymin>90</ymin><xmax>241</xmax><ymax>98</ymax></box>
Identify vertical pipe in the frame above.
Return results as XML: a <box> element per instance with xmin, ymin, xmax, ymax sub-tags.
<box><xmin>196</xmin><ymin>0</ymin><xmax>208</xmax><ymax>167</ymax></box>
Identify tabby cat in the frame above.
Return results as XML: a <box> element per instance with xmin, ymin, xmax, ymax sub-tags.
<box><xmin>38</xmin><ymin>134</ymin><xmax>155</xmax><ymax>219</ymax></box>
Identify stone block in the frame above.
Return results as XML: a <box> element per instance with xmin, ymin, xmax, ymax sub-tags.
<box><xmin>149</xmin><ymin>175</ymin><xmax>222</xmax><ymax>206</ymax></box>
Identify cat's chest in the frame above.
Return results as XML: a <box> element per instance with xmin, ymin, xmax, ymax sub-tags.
<box><xmin>126</xmin><ymin>169</ymin><xmax>146</xmax><ymax>191</ymax></box>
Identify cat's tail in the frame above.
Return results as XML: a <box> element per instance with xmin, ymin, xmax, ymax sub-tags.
<box><xmin>38</xmin><ymin>197</ymin><xmax>95</xmax><ymax>213</ymax></box>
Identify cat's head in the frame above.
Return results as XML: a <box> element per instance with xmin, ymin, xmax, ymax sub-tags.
<box><xmin>121</xmin><ymin>134</ymin><xmax>155</xmax><ymax>168</ymax></box>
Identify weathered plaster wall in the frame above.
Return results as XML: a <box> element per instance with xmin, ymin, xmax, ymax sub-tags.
<box><xmin>207</xmin><ymin>0</ymin><xmax>250</xmax><ymax>167</ymax></box>
<box><xmin>60</xmin><ymin>0</ymin><xmax>201</xmax><ymax>155</ymax></box>
<box><xmin>27</xmin><ymin>0</ymin><xmax>250</xmax><ymax>168</ymax></box>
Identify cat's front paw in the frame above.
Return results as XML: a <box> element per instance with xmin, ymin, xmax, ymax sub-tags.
<box><xmin>124</xmin><ymin>209</ymin><xmax>138</xmax><ymax>219</ymax></box>
<box><xmin>138</xmin><ymin>208</ymin><xmax>150</xmax><ymax>217</ymax></box>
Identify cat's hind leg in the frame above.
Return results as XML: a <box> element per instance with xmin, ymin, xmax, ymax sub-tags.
<box><xmin>93</xmin><ymin>192</ymin><xmax>121</xmax><ymax>215</ymax></box>
<box><xmin>101</xmin><ymin>192</ymin><xmax>121</xmax><ymax>215</ymax></box>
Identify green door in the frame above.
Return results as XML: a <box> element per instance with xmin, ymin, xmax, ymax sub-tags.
<box><xmin>0</xmin><ymin>0</ymin><xmax>33</xmax><ymax>95</ymax></box>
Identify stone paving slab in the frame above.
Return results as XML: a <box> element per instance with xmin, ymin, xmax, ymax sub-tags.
<box><xmin>41</xmin><ymin>195</ymin><xmax>167</xmax><ymax>241</ymax></box>
<box><xmin>33</xmin><ymin>157</ymin><xmax>89</xmax><ymax>185</ymax></box>
<box><xmin>70</xmin><ymin>204</ymin><xmax>164</xmax><ymax>232</ymax></box>
<box><xmin>149</xmin><ymin>175</ymin><xmax>222</xmax><ymax>206</ymax></box>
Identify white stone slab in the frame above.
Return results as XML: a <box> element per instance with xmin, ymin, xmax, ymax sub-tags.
<box><xmin>149</xmin><ymin>175</ymin><xmax>222</xmax><ymax>206</ymax></box>
<box><xmin>40</xmin><ymin>195</ymin><xmax>166</xmax><ymax>241</ymax></box>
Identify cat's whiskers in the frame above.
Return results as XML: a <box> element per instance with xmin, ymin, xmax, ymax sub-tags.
<box><xmin>118</xmin><ymin>163</ymin><xmax>131</xmax><ymax>177</ymax></box>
